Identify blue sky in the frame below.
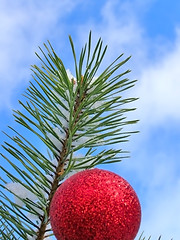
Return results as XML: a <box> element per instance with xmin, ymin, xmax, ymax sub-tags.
<box><xmin>0</xmin><ymin>0</ymin><xmax>180</xmax><ymax>239</ymax></box>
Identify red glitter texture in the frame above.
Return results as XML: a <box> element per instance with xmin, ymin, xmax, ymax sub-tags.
<box><xmin>50</xmin><ymin>168</ymin><xmax>141</xmax><ymax>240</ymax></box>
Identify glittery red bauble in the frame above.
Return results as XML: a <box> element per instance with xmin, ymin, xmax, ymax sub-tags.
<box><xmin>50</xmin><ymin>168</ymin><xmax>141</xmax><ymax>240</ymax></box>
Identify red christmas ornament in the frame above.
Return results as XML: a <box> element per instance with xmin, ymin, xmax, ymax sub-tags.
<box><xmin>50</xmin><ymin>168</ymin><xmax>141</xmax><ymax>240</ymax></box>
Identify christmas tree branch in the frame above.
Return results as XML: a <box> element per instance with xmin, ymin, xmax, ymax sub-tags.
<box><xmin>0</xmin><ymin>32</ymin><xmax>138</xmax><ymax>239</ymax></box>
<box><xmin>138</xmin><ymin>232</ymin><xmax>173</xmax><ymax>240</ymax></box>
<box><xmin>36</xmin><ymin>80</ymin><xmax>89</xmax><ymax>239</ymax></box>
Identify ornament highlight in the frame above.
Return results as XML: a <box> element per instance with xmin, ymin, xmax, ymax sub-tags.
<box><xmin>50</xmin><ymin>168</ymin><xmax>141</xmax><ymax>240</ymax></box>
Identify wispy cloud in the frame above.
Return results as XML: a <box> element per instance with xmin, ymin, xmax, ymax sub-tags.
<box><xmin>76</xmin><ymin>0</ymin><xmax>180</xmax><ymax>126</ymax></box>
<box><xmin>137</xmin><ymin>29</ymin><xmax>180</xmax><ymax>127</ymax></box>
<box><xmin>141</xmin><ymin>173</ymin><xmax>180</xmax><ymax>239</ymax></box>
<box><xmin>0</xmin><ymin>0</ymin><xmax>82</xmax><ymax>110</ymax></box>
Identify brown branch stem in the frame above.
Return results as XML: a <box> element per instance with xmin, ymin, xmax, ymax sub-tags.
<box><xmin>36</xmin><ymin>82</ymin><xmax>87</xmax><ymax>240</ymax></box>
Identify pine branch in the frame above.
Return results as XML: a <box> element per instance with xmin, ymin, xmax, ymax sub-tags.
<box><xmin>138</xmin><ymin>232</ymin><xmax>173</xmax><ymax>240</ymax></box>
<box><xmin>0</xmin><ymin>32</ymin><xmax>139</xmax><ymax>239</ymax></box>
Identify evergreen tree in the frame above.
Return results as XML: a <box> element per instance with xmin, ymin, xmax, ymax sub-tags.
<box><xmin>0</xmin><ymin>32</ymin><xmax>163</xmax><ymax>239</ymax></box>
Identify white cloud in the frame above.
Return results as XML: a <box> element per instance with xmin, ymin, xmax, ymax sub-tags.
<box><xmin>136</xmin><ymin>29</ymin><xmax>180</xmax><ymax>129</ymax></box>
<box><xmin>140</xmin><ymin>176</ymin><xmax>180</xmax><ymax>239</ymax></box>
<box><xmin>76</xmin><ymin>0</ymin><xmax>180</xmax><ymax>127</ymax></box>
<box><xmin>0</xmin><ymin>0</ymin><xmax>82</xmax><ymax>110</ymax></box>
<box><xmin>76</xmin><ymin>0</ymin><xmax>150</xmax><ymax>72</ymax></box>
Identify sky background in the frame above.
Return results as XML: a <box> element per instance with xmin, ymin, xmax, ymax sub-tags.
<box><xmin>0</xmin><ymin>0</ymin><xmax>180</xmax><ymax>239</ymax></box>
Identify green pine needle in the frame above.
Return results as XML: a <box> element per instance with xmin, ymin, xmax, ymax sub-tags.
<box><xmin>0</xmin><ymin>32</ymin><xmax>140</xmax><ymax>239</ymax></box>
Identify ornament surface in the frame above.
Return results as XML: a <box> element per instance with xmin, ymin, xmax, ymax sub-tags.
<box><xmin>50</xmin><ymin>168</ymin><xmax>141</xmax><ymax>240</ymax></box>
